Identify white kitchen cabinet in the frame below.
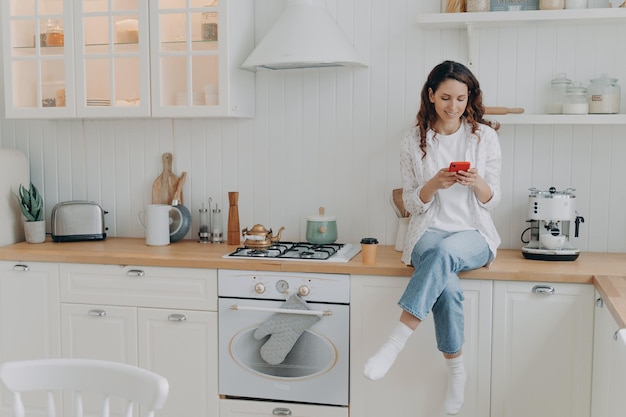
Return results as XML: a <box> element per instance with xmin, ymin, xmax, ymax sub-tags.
<box><xmin>0</xmin><ymin>261</ymin><xmax>60</xmax><ymax>417</ymax></box>
<box><xmin>1</xmin><ymin>0</ymin><xmax>254</xmax><ymax>119</ymax></box>
<box><xmin>491</xmin><ymin>281</ymin><xmax>595</xmax><ymax>417</ymax></box>
<box><xmin>590</xmin><ymin>292</ymin><xmax>626</xmax><ymax>417</ymax></box>
<box><xmin>219</xmin><ymin>399</ymin><xmax>348</xmax><ymax>417</ymax></box>
<box><xmin>350</xmin><ymin>275</ymin><xmax>492</xmax><ymax>417</ymax></box>
<box><xmin>58</xmin><ymin>263</ymin><xmax>218</xmax><ymax>417</ymax></box>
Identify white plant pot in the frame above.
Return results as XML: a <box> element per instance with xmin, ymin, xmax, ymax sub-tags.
<box><xmin>24</xmin><ymin>220</ymin><xmax>46</xmax><ymax>243</ymax></box>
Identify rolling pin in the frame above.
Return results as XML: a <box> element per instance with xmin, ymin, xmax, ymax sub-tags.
<box><xmin>484</xmin><ymin>107</ymin><xmax>525</xmax><ymax>115</ymax></box>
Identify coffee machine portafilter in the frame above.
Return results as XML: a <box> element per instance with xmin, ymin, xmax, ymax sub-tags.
<box><xmin>521</xmin><ymin>187</ymin><xmax>585</xmax><ymax>261</ymax></box>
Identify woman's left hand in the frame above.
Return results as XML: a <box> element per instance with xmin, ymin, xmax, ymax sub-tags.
<box><xmin>455</xmin><ymin>168</ymin><xmax>493</xmax><ymax>203</ymax></box>
<box><xmin>454</xmin><ymin>168</ymin><xmax>479</xmax><ymax>187</ymax></box>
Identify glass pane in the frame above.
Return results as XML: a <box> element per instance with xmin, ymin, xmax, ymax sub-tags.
<box><xmin>112</xmin><ymin>0</ymin><xmax>138</xmax><ymax>11</ymax></box>
<box><xmin>85</xmin><ymin>58</ymin><xmax>111</xmax><ymax>104</ymax></box>
<box><xmin>12</xmin><ymin>61</ymin><xmax>37</xmax><ymax>108</ymax></box>
<box><xmin>11</xmin><ymin>20</ymin><xmax>36</xmax><ymax>49</ymax></box>
<box><xmin>11</xmin><ymin>0</ymin><xmax>36</xmax><ymax>16</ymax></box>
<box><xmin>191</xmin><ymin>0</ymin><xmax>218</xmax><ymax>8</ymax></box>
<box><xmin>160</xmin><ymin>56</ymin><xmax>187</xmax><ymax>106</ymax></box>
<box><xmin>40</xmin><ymin>0</ymin><xmax>63</xmax><ymax>15</ymax></box>
<box><xmin>159</xmin><ymin>0</ymin><xmax>180</xmax><ymax>10</ymax></box>
<box><xmin>160</xmin><ymin>13</ymin><xmax>187</xmax><ymax>44</ymax></box>
<box><xmin>83</xmin><ymin>0</ymin><xmax>108</xmax><ymax>13</ymax></box>
<box><xmin>114</xmin><ymin>57</ymin><xmax>140</xmax><ymax>105</ymax></box>
<box><xmin>41</xmin><ymin>59</ymin><xmax>66</xmax><ymax>107</ymax></box>
<box><xmin>192</xmin><ymin>55</ymin><xmax>218</xmax><ymax>106</ymax></box>
<box><xmin>84</xmin><ymin>16</ymin><xmax>110</xmax><ymax>47</ymax></box>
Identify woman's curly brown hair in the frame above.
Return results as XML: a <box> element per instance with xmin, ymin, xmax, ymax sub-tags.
<box><xmin>416</xmin><ymin>60</ymin><xmax>499</xmax><ymax>158</ymax></box>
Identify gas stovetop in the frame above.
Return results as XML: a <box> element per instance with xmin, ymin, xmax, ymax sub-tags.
<box><xmin>223</xmin><ymin>242</ymin><xmax>361</xmax><ymax>262</ymax></box>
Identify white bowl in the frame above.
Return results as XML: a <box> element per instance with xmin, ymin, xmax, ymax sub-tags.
<box><xmin>539</xmin><ymin>234</ymin><xmax>566</xmax><ymax>250</ymax></box>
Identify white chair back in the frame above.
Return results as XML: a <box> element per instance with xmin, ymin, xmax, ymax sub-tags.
<box><xmin>0</xmin><ymin>358</ymin><xmax>169</xmax><ymax>417</ymax></box>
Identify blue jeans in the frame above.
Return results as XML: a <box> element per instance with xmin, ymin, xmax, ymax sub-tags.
<box><xmin>398</xmin><ymin>229</ymin><xmax>491</xmax><ymax>355</ymax></box>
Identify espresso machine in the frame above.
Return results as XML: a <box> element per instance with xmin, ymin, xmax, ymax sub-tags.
<box><xmin>521</xmin><ymin>187</ymin><xmax>585</xmax><ymax>261</ymax></box>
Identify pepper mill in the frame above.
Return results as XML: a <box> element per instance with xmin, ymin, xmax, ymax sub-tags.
<box><xmin>227</xmin><ymin>191</ymin><xmax>240</xmax><ymax>245</ymax></box>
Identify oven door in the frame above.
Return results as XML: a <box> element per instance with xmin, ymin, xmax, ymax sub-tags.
<box><xmin>218</xmin><ymin>297</ymin><xmax>349</xmax><ymax>406</ymax></box>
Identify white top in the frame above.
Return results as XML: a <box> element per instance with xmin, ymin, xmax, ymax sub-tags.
<box><xmin>430</xmin><ymin>125</ymin><xmax>474</xmax><ymax>233</ymax></box>
<box><xmin>399</xmin><ymin>120</ymin><xmax>502</xmax><ymax>265</ymax></box>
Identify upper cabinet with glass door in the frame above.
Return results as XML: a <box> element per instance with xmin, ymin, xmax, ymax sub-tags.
<box><xmin>1</xmin><ymin>0</ymin><xmax>75</xmax><ymax>119</ymax></box>
<box><xmin>149</xmin><ymin>0</ymin><xmax>254</xmax><ymax>118</ymax></box>
<box><xmin>1</xmin><ymin>0</ymin><xmax>254</xmax><ymax>119</ymax></box>
<box><xmin>74</xmin><ymin>0</ymin><xmax>151</xmax><ymax>118</ymax></box>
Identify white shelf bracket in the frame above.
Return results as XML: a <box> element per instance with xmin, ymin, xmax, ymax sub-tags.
<box><xmin>466</xmin><ymin>23</ymin><xmax>478</xmax><ymax>67</ymax></box>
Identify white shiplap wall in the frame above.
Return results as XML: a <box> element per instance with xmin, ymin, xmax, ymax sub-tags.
<box><xmin>1</xmin><ymin>0</ymin><xmax>625</xmax><ymax>253</ymax></box>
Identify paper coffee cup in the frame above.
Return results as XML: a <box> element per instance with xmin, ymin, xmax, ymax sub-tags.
<box><xmin>361</xmin><ymin>237</ymin><xmax>379</xmax><ymax>265</ymax></box>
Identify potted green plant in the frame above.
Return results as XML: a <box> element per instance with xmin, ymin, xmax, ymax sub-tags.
<box><xmin>17</xmin><ymin>183</ymin><xmax>45</xmax><ymax>243</ymax></box>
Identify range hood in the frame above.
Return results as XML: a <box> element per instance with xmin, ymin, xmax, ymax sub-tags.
<box><xmin>242</xmin><ymin>0</ymin><xmax>367</xmax><ymax>71</ymax></box>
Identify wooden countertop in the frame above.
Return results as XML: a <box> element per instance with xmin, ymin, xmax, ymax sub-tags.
<box><xmin>1</xmin><ymin>237</ymin><xmax>625</xmax><ymax>327</ymax></box>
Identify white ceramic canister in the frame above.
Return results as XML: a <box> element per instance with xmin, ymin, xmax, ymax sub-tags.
<box><xmin>466</xmin><ymin>0</ymin><xmax>490</xmax><ymax>12</ymax></box>
<box><xmin>540</xmin><ymin>0</ymin><xmax>565</xmax><ymax>8</ymax></box>
<box><xmin>565</xmin><ymin>0</ymin><xmax>588</xmax><ymax>7</ymax></box>
<box><xmin>394</xmin><ymin>217</ymin><xmax>409</xmax><ymax>252</ymax></box>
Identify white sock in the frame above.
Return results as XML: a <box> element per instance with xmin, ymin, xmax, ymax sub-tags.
<box><xmin>363</xmin><ymin>322</ymin><xmax>413</xmax><ymax>380</ymax></box>
<box><xmin>444</xmin><ymin>354</ymin><xmax>467</xmax><ymax>415</ymax></box>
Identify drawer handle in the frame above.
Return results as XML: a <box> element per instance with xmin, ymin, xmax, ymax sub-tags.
<box><xmin>168</xmin><ymin>314</ymin><xmax>187</xmax><ymax>322</ymax></box>
<box><xmin>12</xmin><ymin>264</ymin><xmax>30</xmax><ymax>271</ymax></box>
<box><xmin>88</xmin><ymin>309</ymin><xmax>107</xmax><ymax>317</ymax></box>
<box><xmin>272</xmin><ymin>408</ymin><xmax>292</xmax><ymax>416</ymax></box>
<box><xmin>532</xmin><ymin>285</ymin><xmax>555</xmax><ymax>295</ymax></box>
<box><xmin>127</xmin><ymin>269</ymin><xmax>145</xmax><ymax>277</ymax></box>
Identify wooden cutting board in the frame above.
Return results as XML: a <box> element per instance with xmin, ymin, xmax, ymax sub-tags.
<box><xmin>152</xmin><ymin>153</ymin><xmax>181</xmax><ymax>205</ymax></box>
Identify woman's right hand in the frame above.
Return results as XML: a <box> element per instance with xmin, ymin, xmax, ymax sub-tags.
<box><xmin>419</xmin><ymin>169</ymin><xmax>457</xmax><ymax>203</ymax></box>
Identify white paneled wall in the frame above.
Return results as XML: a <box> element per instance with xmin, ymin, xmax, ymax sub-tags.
<box><xmin>1</xmin><ymin>0</ymin><xmax>625</xmax><ymax>253</ymax></box>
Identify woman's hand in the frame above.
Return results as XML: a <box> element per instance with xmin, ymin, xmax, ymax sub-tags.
<box><xmin>455</xmin><ymin>168</ymin><xmax>493</xmax><ymax>203</ymax></box>
<box><xmin>419</xmin><ymin>168</ymin><xmax>458</xmax><ymax>203</ymax></box>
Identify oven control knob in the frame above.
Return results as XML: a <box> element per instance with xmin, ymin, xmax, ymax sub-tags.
<box><xmin>298</xmin><ymin>285</ymin><xmax>310</xmax><ymax>297</ymax></box>
<box><xmin>275</xmin><ymin>280</ymin><xmax>289</xmax><ymax>294</ymax></box>
<box><xmin>254</xmin><ymin>283</ymin><xmax>266</xmax><ymax>294</ymax></box>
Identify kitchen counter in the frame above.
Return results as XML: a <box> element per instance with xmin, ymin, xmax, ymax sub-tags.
<box><xmin>1</xmin><ymin>237</ymin><xmax>625</xmax><ymax>327</ymax></box>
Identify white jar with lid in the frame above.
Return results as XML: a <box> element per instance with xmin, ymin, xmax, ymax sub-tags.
<box><xmin>540</xmin><ymin>0</ymin><xmax>565</xmax><ymax>9</ymax></box>
<box><xmin>562</xmin><ymin>82</ymin><xmax>589</xmax><ymax>115</ymax></box>
<box><xmin>565</xmin><ymin>0</ymin><xmax>588</xmax><ymax>8</ymax></box>
<box><xmin>547</xmin><ymin>73</ymin><xmax>572</xmax><ymax>114</ymax></box>
<box><xmin>588</xmin><ymin>75</ymin><xmax>621</xmax><ymax>114</ymax></box>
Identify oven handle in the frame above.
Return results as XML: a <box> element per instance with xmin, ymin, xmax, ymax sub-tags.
<box><xmin>229</xmin><ymin>304</ymin><xmax>333</xmax><ymax>317</ymax></box>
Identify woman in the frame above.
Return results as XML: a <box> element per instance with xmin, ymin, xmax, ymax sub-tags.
<box><xmin>364</xmin><ymin>60</ymin><xmax>501</xmax><ymax>415</ymax></box>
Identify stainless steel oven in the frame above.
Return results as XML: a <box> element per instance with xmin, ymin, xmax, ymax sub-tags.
<box><xmin>218</xmin><ymin>269</ymin><xmax>350</xmax><ymax>408</ymax></box>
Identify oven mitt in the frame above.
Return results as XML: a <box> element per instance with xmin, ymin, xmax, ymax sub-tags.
<box><xmin>253</xmin><ymin>293</ymin><xmax>321</xmax><ymax>365</ymax></box>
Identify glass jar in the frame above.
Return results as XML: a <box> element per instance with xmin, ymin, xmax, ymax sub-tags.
<box><xmin>588</xmin><ymin>75</ymin><xmax>621</xmax><ymax>114</ymax></box>
<box><xmin>540</xmin><ymin>0</ymin><xmax>565</xmax><ymax>8</ymax></box>
<box><xmin>466</xmin><ymin>0</ymin><xmax>490</xmax><ymax>12</ymax></box>
<box><xmin>547</xmin><ymin>73</ymin><xmax>572</xmax><ymax>114</ymax></box>
<box><xmin>562</xmin><ymin>82</ymin><xmax>589</xmax><ymax>115</ymax></box>
<box><xmin>44</xmin><ymin>19</ymin><xmax>64</xmax><ymax>47</ymax></box>
<box><xmin>201</xmin><ymin>4</ymin><xmax>218</xmax><ymax>41</ymax></box>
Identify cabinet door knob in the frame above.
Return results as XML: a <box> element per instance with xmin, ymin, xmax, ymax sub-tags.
<box><xmin>168</xmin><ymin>314</ymin><xmax>187</xmax><ymax>322</ymax></box>
<box><xmin>12</xmin><ymin>264</ymin><xmax>30</xmax><ymax>271</ymax></box>
<box><xmin>127</xmin><ymin>269</ymin><xmax>145</xmax><ymax>277</ymax></box>
<box><xmin>532</xmin><ymin>285</ymin><xmax>555</xmax><ymax>295</ymax></box>
<box><xmin>88</xmin><ymin>309</ymin><xmax>107</xmax><ymax>317</ymax></box>
<box><xmin>272</xmin><ymin>408</ymin><xmax>292</xmax><ymax>416</ymax></box>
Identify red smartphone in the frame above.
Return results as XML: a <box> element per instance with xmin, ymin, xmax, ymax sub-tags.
<box><xmin>449</xmin><ymin>161</ymin><xmax>470</xmax><ymax>172</ymax></box>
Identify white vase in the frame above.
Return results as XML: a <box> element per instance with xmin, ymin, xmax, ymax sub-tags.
<box><xmin>24</xmin><ymin>220</ymin><xmax>46</xmax><ymax>244</ymax></box>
